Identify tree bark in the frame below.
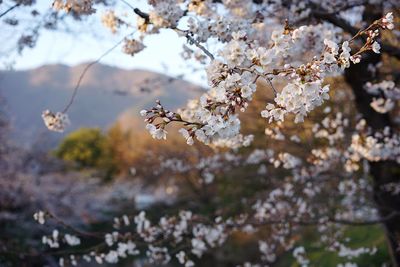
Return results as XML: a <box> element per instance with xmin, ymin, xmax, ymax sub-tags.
<box><xmin>344</xmin><ymin>7</ymin><xmax>400</xmax><ymax>266</ymax></box>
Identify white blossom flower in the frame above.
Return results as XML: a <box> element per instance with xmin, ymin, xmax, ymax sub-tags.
<box><xmin>382</xmin><ymin>12</ymin><xmax>394</xmax><ymax>30</ymax></box>
<box><xmin>179</xmin><ymin>128</ymin><xmax>194</xmax><ymax>145</ymax></box>
<box><xmin>101</xmin><ymin>10</ymin><xmax>120</xmax><ymax>33</ymax></box>
<box><xmin>370</xmin><ymin>97</ymin><xmax>394</xmax><ymax>113</ymax></box>
<box><xmin>52</xmin><ymin>0</ymin><xmax>95</xmax><ymax>15</ymax></box>
<box><xmin>123</xmin><ymin>39</ymin><xmax>145</xmax><ymax>56</ymax></box>
<box><xmin>293</xmin><ymin>246</ymin><xmax>310</xmax><ymax>266</ymax></box>
<box><xmin>146</xmin><ymin>245</ymin><xmax>171</xmax><ymax>264</ymax></box>
<box><xmin>33</xmin><ymin>211</ymin><xmax>45</xmax><ymax>224</ymax></box>
<box><xmin>146</xmin><ymin>124</ymin><xmax>167</xmax><ymax>140</ymax></box>
<box><xmin>64</xmin><ymin>234</ymin><xmax>81</xmax><ymax>246</ymax></box>
<box><xmin>42</xmin><ymin>110</ymin><xmax>69</xmax><ymax>132</ymax></box>
<box><xmin>191</xmin><ymin>237</ymin><xmax>207</xmax><ymax>257</ymax></box>
<box><xmin>148</xmin><ymin>0</ymin><xmax>184</xmax><ymax>28</ymax></box>
<box><xmin>372</xmin><ymin>42</ymin><xmax>381</xmax><ymax>54</ymax></box>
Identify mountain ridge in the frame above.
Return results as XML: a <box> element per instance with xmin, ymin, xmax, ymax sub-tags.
<box><xmin>0</xmin><ymin>63</ymin><xmax>201</xmax><ymax>147</ymax></box>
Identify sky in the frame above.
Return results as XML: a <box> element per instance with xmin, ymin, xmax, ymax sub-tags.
<box><xmin>0</xmin><ymin>0</ymin><xmax>207</xmax><ymax>86</ymax></box>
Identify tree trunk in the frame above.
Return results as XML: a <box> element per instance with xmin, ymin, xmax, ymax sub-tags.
<box><xmin>344</xmin><ymin>9</ymin><xmax>400</xmax><ymax>263</ymax></box>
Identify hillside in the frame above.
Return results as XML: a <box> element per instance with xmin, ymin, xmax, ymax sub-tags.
<box><xmin>0</xmin><ymin>63</ymin><xmax>202</xmax><ymax>146</ymax></box>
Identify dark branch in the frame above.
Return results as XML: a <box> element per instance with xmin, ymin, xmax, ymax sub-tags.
<box><xmin>0</xmin><ymin>3</ymin><xmax>20</xmax><ymax>18</ymax></box>
<box><xmin>120</xmin><ymin>0</ymin><xmax>150</xmax><ymax>23</ymax></box>
<box><xmin>133</xmin><ymin>8</ymin><xmax>150</xmax><ymax>23</ymax></box>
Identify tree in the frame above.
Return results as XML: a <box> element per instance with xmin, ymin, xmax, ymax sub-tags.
<box><xmin>2</xmin><ymin>0</ymin><xmax>400</xmax><ymax>266</ymax></box>
<box><xmin>55</xmin><ymin>127</ymin><xmax>116</xmax><ymax>177</ymax></box>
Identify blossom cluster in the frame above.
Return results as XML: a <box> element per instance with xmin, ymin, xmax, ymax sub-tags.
<box><xmin>312</xmin><ymin>112</ymin><xmax>349</xmax><ymax>145</ymax></box>
<box><xmin>122</xmin><ymin>38</ymin><xmax>146</xmax><ymax>56</ymax></box>
<box><xmin>52</xmin><ymin>0</ymin><xmax>96</xmax><ymax>16</ymax></box>
<box><xmin>101</xmin><ymin>10</ymin><xmax>121</xmax><ymax>33</ymax></box>
<box><xmin>349</xmin><ymin>126</ymin><xmax>400</xmax><ymax>163</ymax></box>
<box><xmin>148</xmin><ymin>0</ymin><xmax>184</xmax><ymax>29</ymax></box>
<box><xmin>42</xmin><ymin>109</ymin><xmax>70</xmax><ymax>132</ymax></box>
<box><xmin>41</xmin><ymin>229</ymin><xmax>81</xmax><ymax>249</ymax></box>
<box><xmin>139</xmin><ymin>14</ymin><xmax>394</xmax><ymax>148</ymax></box>
<box><xmin>365</xmin><ymin>80</ymin><xmax>399</xmax><ymax>114</ymax></box>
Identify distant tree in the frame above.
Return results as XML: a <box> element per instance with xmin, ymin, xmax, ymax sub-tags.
<box><xmin>55</xmin><ymin>128</ymin><xmax>116</xmax><ymax>177</ymax></box>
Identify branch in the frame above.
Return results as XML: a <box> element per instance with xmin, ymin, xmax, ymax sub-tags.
<box><xmin>120</xmin><ymin>0</ymin><xmax>150</xmax><ymax>23</ymax></box>
<box><xmin>47</xmin><ymin>211</ymin><xmax>103</xmax><ymax>238</ymax></box>
<box><xmin>181</xmin><ymin>31</ymin><xmax>215</xmax><ymax>60</ymax></box>
<box><xmin>312</xmin><ymin>9</ymin><xmax>400</xmax><ymax>60</ymax></box>
<box><xmin>266</xmin><ymin>77</ymin><xmax>277</xmax><ymax>97</ymax></box>
<box><xmin>0</xmin><ymin>3</ymin><xmax>20</xmax><ymax>18</ymax></box>
<box><xmin>313</xmin><ymin>9</ymin><xmax>358</xmax><ymax>35</ymax></box>
<box><xmin>62</xmin><ymin>32</ymin><xmax>134</xmax><ymax>113</ymax></box>
<box><xmin>133</xmin><ymin>7</ymin><xmax>150</xmax><ymax>23</ymax></box>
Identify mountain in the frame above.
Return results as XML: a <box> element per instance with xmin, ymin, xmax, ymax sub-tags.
<box><xmin>0</xmin><ymin>63</ymin><xmax>202</xmax><ymax>147</ymax></box>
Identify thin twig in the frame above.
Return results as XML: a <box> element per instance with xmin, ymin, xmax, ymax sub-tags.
<box><xmin>237</xmin><ymin>67</ymin><xmax>279</xmax><ymax>96</ymax></box>
<box><xmin>0</xmin><ymin>3</ymin><xmax>20</xmax><ymax>18</ymax></box>
<box><xmin>312</xmin><ymin>5</ymin><xmax>400</xmax><ymax>60</ymax></box>
<box><xmin>47</xmin><ymin>211</ymin><xmax>103</xmax><ymax>238</ymax></box>
<box><xmin>62</xmin><ymin>32</ymin><xmax>134</xmax><ymax>113</ymax></box>
<box><xmin>120</xmin><ymin>0</ymin><xmax>135</xmax><ymax>11</ymax></box>
<box><xmin>183</xmin><ymin>31</ymin><xmax>215</xmax><ymax>60</ymax></box>
<box><xmin>120</xmin><ymin>0</ymin><xmax>150</xmax><ymax>23</ymax></box>
<box><xmin>266</xmin><ymin>77</ymin><xmax>277</xmax><ymax>97</ymax></box>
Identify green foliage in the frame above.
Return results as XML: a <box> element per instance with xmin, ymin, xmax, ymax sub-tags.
<box><xmin>55</xmin><ymin>128</ymin><xmax>116</xmax><ymax>178</ymax></box>
<box><xmin>274</xmin><ymin>225</ymin><xmax>391</xmax><ymax>267</ymax></box>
